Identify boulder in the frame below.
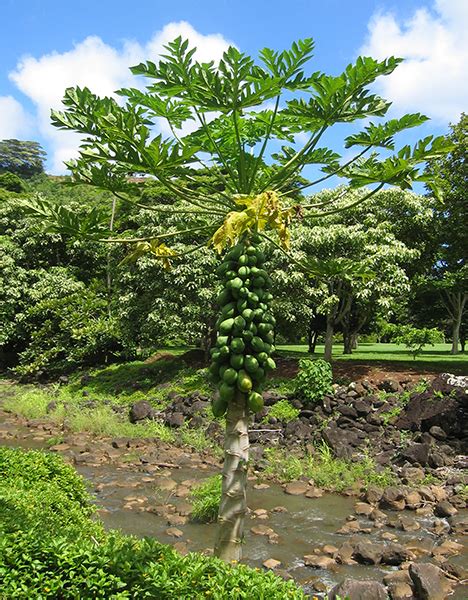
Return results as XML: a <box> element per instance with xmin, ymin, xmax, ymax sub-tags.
<box><xmin>129</xmin><ymin>401</ymin><xmax>154</xmax><ymax>423</ymax></box>
<box><xmin>409</xmin><ymin>562</ymin><xmax>453</xmax><ymax>600</ymax></box>
<box><xmin>164</xmin><ymin>412</ymin><xmax>185</xmax><ymax>428</ymax></box>
<box><xmin>395</xmin><ymin>386</ymin><xmax>463</xmax><ymax>436</ymax></box>
<box><xmin>400</xmin><ymin>442</ymin><xmax>431</xmax><ymax>466</ymax></box>
<box><xmin>380</xmin><ymin>487</ymin><xmax>406</xmax><ymax>511</ymax></box>
<box><xmin>303</xmin><ymin>554</ymin><xmax>336</xmax><ymax>569</ymax></box>
<box><xmin>352</xmin><ymin>541</ymin><xmax>383</xmax><ymax>565</ymax></box>
<box><xmin>434</xmin><ymin>501</ymin><xmax>458</xmax><ymax>518</ymax></box>
<box><xmin>328</xmin><ymin>578</ymin><xmax>389</xmax><ymax>600</ymax></box>
<box><xmin>381</xmin><ymin>543</ymin><xmax>411</xmax><ymax>566</ymax></box>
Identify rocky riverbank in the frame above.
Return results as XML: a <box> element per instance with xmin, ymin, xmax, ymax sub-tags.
<box><xmin>1</xmin><ymin>371</ymin><xmax>467</xmax><ymax>599</ymax></box>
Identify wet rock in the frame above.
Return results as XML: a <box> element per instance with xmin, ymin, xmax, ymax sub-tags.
<box><xmin>400</xmin><ymin>443</ymin><xmax>430</xmax><ymax>466</ymax></box>
<box><xmin>383</xmin><ymin>571</ymin><xmax>414</xmax><ymax>600</ymax></box>
<box><xmin>365</xmin><ymin>486</ymin><xmax>384</xmax><ymax>504</ymax></box>
<box><xmin>335</xmin><ymin>542</ymin><xmax>355</xmax><ymax>565</ymax></box>
<box><xmin>304</xmin><ymin>554</ymin><xmax>336</xmax><ymax>569</ymax></box>
<box><xmin>250</xmin><ymin>524</ymin><xmax>275</xmax><ymax>537</ymax></box>
<box><xmin>252</xmin><ymin>508</ymin><xmax>269</xmax><ymax>519</ymax></box>
<box><xmin>352</xmin><ymin>541</ymin><xmax>383</xmax><ymax>565</ymax></box>
<box><xmin>404</xmin><ymin>490</ymin><xmax>422</xmax><ymax>510</ymax></box>
<box><xmin>398</xmin><ymin>515</ymin><xmax>421</xmax><ymax>532</ymax></box>
<box><xmin>430</xmin><ymin>518</ymin><xmax>451</xmax><ymax>536</ymax></box>
<box><xmin>253</xmin><ymin>482</ymin><xmax>270</xmax><ymax>490</ymax></box>
<box><xmin>262</xmin><ymin>558</ymin><xmax>281</xmax><ymax>570</ymax></box>
<box><xmin>284</xmin><ymin>481</ymin><xmax>309</xmax><ymax>496</ymax></box>
<box><xmin>165</xmin><ymin>527</ymin><xmax>184</xmax><ymax>538</ymax></box>
<box><xmin>129</xmin><ymin>401</ymin><xmax>154</xmax><ymax>423</ymax></box>
<box><xmin>305</xmin><ymin>486</ymin><xmax>323</xmax><ymax>499</ymax></box>
<box><xmin>380</xmin><ymin>487</ymin><xmax>406</xmax><ymax>511</ymax></box>
<box><xmin>336</xmin><ymin>520</ymin><xmax>362</xmax><ymax>535</ymax></box>
<box><xmin>322</xmin><ymin>544</ymin><xmax>339</xmax><ymax>556</ymax></box>
<box><xmin>381</xmin><ymin>543</ymin><xmax>412</xmax><ymax>566</ymax></box>
<box><xmin>355</xmin><ymin>502</ymin><xmax>374</xmax><ymax>516</ymax></box>
<box><xmin>434</xmin><ymin>501</ymin><xmax>458</xmax><ymax>518</ymax></box>
<box><xmin>432</xmin><ymin>539</ymin><xmax>463</xmax><ymax>559</ymax></box>
<box><xmin>329</xmin><ymin>578</ymin><xmax>389</xmax><ymax>600</ymax></box>
<box><xmin>409</xmin><ymin>562</ymin><xmax>453</xmax><ymax>600</ymax></box>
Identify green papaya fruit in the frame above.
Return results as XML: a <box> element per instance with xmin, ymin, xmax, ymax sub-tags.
<box><xmin>219</xmin><ymin>382</ymin><xmax>236</xmax><ymax>402</ymax></box>
<box><xmin>219</xmin><ymin>318</ymin><xmax>235</xmax><ymax>335</ymax></box>
<box><xmin>237</xmin><ymin>370</ymin><xmax>253</xmax><ymax>393</ymax></box>
<box><xmin>230</xmin><ymin>354</ymin><xmax>244</xmax><ymax>370</ymax></box>
<box><xmin>244</xmin><ymin>355</ymin><xmax>259</xmax><ymax>374</ymax></box>
<box><xmin>230</xmin><ymin>337</ymin><xmax>245</xmax><ymax>354</ymax></box>
<box><xmin>248</xmin><ymin>391</ymin><xmax>264</xmax><ymax>412</ymax></box>
<box><xmin>223</xmin><ymin>368</ymin><xmax>238</xmax><ymax>386</ymax></box>
<box><xmin>212</xmin><ymin>396</ymin><xmax>228</xmax><ymax>417</ymax></box>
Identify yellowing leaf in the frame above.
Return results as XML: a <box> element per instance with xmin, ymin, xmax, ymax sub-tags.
<box><xmin>210</xmin><ymin>190</ymin><xmax>294</xmax><ymax>253</ymax></box>
<box><xmin>119</xmin><ymin>240</ymin><xmax>176</xmax><ymax>270</ymax></box>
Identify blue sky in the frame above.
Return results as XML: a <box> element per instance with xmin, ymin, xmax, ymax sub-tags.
<box><xmin>1</xmin><ymin>0</ymin><xmax>466</xmax><ymax>174</ymax></box>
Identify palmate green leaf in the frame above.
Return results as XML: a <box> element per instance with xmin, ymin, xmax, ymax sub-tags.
<box><xmin>284</xmin><ymin>56</ymin><xmax>400</xmax><ymax>129</ymax></box>
<box><xmin>340</xmin><ymin>135</ymin><xmax>453</xmax><ymax>196</ymax></box>
<box><xmin>345</xmin><ymin>113</ymin><xmax>430</xmax><ymax>150</ymax></box>
<box><xmin>272</xmin><ymin>146</ymin><xmax>341</xmax><ymax>169</ymax></box>
<box><xmin>117</xmin><ymin>87</ymin><xmax>194</xmax><ymax>129</ymax></box>
<box><xmin>19</xmin><ymin>195</ymin><xmax>109</xmax><ymax>240</ymax></box>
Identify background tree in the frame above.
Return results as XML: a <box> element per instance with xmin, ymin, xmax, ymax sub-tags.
<box><xmin>0</xmin><ymin>139</ymin><xmax>46</xmax><ymax>178</ymax></box>
<box><xmin>425</xmin><ymin>114</ymin><xmax>468</xmax><ymax>354</ymax></box>
<box><xmin>24</xmin><ymin>37</ymin><xmax>449</xmax><ymax>561</ymax></box>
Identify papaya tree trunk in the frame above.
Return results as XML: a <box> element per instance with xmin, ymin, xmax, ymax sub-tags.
<box><xmin>214</xmin><ymin>392</ymin><xmax>249</xmax><ymax>561</ymax></box>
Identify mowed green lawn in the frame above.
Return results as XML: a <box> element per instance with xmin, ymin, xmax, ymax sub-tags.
<box><xmin>276</xmin><ymin>343</ymin><xmax>468</xmax><ymax>374</ymax></box>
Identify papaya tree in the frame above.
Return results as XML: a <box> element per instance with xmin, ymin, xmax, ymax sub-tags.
<box><xmin>24</xmin><ymin>37</ymin><xmax>451</xmax><ymax>561</ymax></box>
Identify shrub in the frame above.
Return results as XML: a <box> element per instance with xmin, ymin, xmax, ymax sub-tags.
<box><xmin>0</xmin><ymin>447</ymin><xmax>99</xmax><ymax>541</ymax></box>
<box><xmin>265</xmin><ymin>399</ymin><xmax>300</xmax><ymax>422</ymax></box>
<box><xmin>386</xmin><ymin>324</ymin><xmax>444</xmax><ymax>359</ymax></box>
<box><xmin>190</xmin><ymin>474</ymin><xmax>222</xmax><ymax>523</ymax></box>
<box><xmin>294</xmin><ymin>358</ymin><xmax>333</xmax><ymax>404</ymax></box>
<box><xmin>0</xmin><ymin>172</ymin><xmax>26</xmax><ymax>192</ymax></box>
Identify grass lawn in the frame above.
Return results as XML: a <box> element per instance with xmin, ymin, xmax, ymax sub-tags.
<box><xmin>276</xmin><ymin>343</ymin><xmax>468</xmax><ymax>374</ymax></box>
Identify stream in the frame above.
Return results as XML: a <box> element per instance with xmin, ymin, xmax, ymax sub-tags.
<box><xmin>1</xmin><ymin>413</ymin><xmax>467</xmax><ymax>598</ymax></box>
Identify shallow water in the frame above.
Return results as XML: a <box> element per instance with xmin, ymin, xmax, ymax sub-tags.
<box><xmin>1</xmin><ymin>418</ymin><xmax>467</xmax><ymax>599</ymax></box>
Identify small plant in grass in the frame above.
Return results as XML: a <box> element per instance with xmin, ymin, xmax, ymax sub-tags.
<box><xmin>190</xmin><ymin>474</ymin><xmax>222</xmax><ymax>523</ymax></box>
<box><xmin>264</xmin><ymin>399</ymin><xmax>300</xmax><ymax>423</ymax></box>
<box><xmin>294</xmin><ymin>359</ymin><xmax>333</xmax><ymax>404</ymax></box>
<box><xmin>387</xmin><ymin>324</ymin><xmax>444</xmax><ymax>359</ymax></box>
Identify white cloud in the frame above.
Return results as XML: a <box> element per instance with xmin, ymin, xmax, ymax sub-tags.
<box><xmin>0</xmin><ymin>96</ymin><xmax>33</xmax><ymax>139</ymax></box>
<box><xmin>9</xmin><ymin>22</ymin><xmax>233</xmax><ymax>173</ymax></box>
<box><xmin>360</xmin><ymin>0</ymin><xmax>468</xmax><ymax>123</ymax></box>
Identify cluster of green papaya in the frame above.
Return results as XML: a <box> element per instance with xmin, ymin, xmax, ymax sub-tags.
<box><xmin>209</xmin><ymin>238</ymin><xmax>276</xmax><ymax>417</ymax></box>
